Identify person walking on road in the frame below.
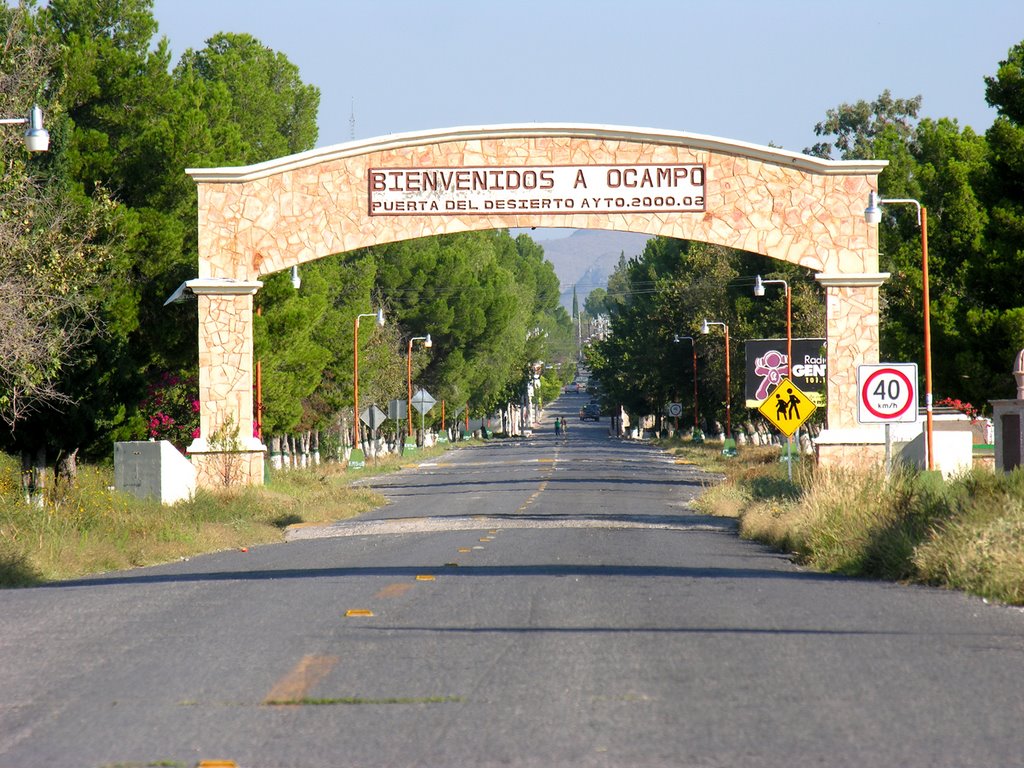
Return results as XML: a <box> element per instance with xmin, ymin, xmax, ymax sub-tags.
<box><xmin>554</xmin><ymin>417</ymin><xmax>561</xmax><ymax>437</ymax></box>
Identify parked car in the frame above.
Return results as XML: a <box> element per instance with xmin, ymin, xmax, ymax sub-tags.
<box><xmin>580</xmin><ymin>402</ymin><xmax>601</xmax><ymax>421</ymax></box>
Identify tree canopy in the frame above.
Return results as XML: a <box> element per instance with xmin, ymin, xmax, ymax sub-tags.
<box><xmin>587</xmin><ymin>239</ymin><xmax>824</xmax><ymax>431</ymax></box>
<box><xmin>4</xmin><ymin>0</ymin><xmax>1024</xmax><ymax>468</ymax></box>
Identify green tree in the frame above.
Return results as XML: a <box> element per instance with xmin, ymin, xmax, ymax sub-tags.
<box><xmin>584</xmin><ymin>287</ymin><xmax>609</xmax><ymax>317</ymax></box>
<box><xmin>810</xmin><ymin>89</ymin><xmax>993</xmax><ymax>405</ymax></box>
<box><xmin>299</xmin><ymin>253</ymin><xmax>378</xmax><ymax>434</ymax></box>
<box><xmin>253</xmin><ymin>270</ymin><xmax>331</xmax><ymax>437</ymax></box>
<box><xmin>0</xmin><ymin>3</ymin><xmax>123</xmax><ymax>463</ymax></box>
<box><xmin>604</xmin><ymin>251</ymin><xmax>630</xmax><ymax>312</ymax></box>
<box><xmin>24</xmin><ymin>0</ymin><xmax>323</xmax><ymax>461</ymax></box>
<box><xmin>806</xmin><ymin>89</ymin><xmax>922</xmax><ymax>160</ymax></box>
<box><xmin>372</xmin><ymin>231</ymin><xmax>529</xmax><ymax>416</ymax></box>
<box><xmin>174</xmin><ymin>32</ymin><xmax>319</xmax><ymax>164</ymax></box>
<box><xmin>589</xmin><ymin>237</ymin><xmax>823</xmax><ymax>433</ymax></box>
<box><xmin>26</xmin><ymin>0</ymin><xmax>201</xmax><ymax>457</ymax></box>
<box><xmin>974</xmin><ymin>40</ymin><xmax>1024</xmax><ymax>399</ymax></box>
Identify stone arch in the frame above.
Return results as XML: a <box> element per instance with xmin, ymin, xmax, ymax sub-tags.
<box><xmin>185</xmin><ymin>124</ymin><xmax>888</xmax><ymax>486</ymax></box>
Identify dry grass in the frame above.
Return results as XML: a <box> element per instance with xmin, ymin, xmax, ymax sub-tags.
<box><xmin>0</xmin><ymin>447</ymin><xmax>456</xmax><ymax>587</ymax></box>
<box><xmin>912</xmin><ymin>474</ymin><xmax>1024</xmax><ymax>603</ymax></box>
<box><xmin>668</xmin><ymin>437</ymin><xmax>1024</xmax><ymax>606</ymax></box>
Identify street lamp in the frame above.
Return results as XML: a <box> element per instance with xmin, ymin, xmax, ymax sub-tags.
<box><xmin>864</xmin><ymin>190</ymin><xmax>934</xmax><ymax>471</ymax></box>
<box><xmin>407</xmin><ymin>333</ymin><xmax>432</xmax><ymax>445</ymax></box>
<box><xmin>353</xmin><ymin>308</ymin><xmax>385</xmax><ymax>449</ymax></box>
<box><xmin>674</xmin><ymin>335</ymin><xmax>700</xmax><ymax>435</ymax></box>
<box><xmin>753</xmin><ymin>275</ymin><xmax>791</xmax><ymax>372</ymax></box>
<box><xmin>754</xmin><ymin>275</ymin><xmax>795</xmax><ymax>478</ymax></box>
<box><xmin>1</xmin><ymin>104</ymin><xmax>49</xmax><ymax>152</ymax></box>
<box><xmin>700</xmin><ymin>318</ymin><xmax>731</xmax><ymax>439</ymax></box>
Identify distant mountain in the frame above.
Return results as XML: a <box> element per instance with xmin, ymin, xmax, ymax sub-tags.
<box><xmin>526</xmin><ymin>230</ymin><xmax>651</xmax><ymax>310</ymax></box>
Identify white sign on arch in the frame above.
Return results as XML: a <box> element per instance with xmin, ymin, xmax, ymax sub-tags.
<box><xmin>368</xmin><ymin>163</ymin><xmax>706</xmax><ymax>216</ymax></box>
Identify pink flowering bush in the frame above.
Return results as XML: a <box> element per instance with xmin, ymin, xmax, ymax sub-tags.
<box><xmin>138</xmin><ymin>371</ymin><xmax>200</xmax><ymax>451</ymax></box>
<box><xmin>936</xmin><ymin>397</ymin><xmax>980</xmax><ymax>420</ymax></box>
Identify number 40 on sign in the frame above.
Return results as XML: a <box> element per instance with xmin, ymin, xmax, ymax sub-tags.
<box><xmin>857</xmin><ymin>364</ymin><xmax>918</xmax><ymax>424</ymax></box>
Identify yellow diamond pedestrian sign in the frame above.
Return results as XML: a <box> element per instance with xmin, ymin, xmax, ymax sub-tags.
<box><xmin>758</xmin><ymin>377</ymin><xmax>816</xmax><ymax>437</ymax></box>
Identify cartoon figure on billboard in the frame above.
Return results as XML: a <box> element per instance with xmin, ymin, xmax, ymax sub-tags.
<box><xmin>754</xmin><ymin>349</ymin><xmax>788</xmax><ymax>401</ymax></box>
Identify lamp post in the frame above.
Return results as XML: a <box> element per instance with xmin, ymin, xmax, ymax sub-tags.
<box><xmin>407</xmin><ymin>333</ymin><xmax>432</xmax><ymax>445</ymax></box>
<box><xmin>753</xmin><ymin>275</ymin><xmax>791</xmax><ymax>372</ymax></box>
<box><xmin>864</xmin><ymin>190</ymin><xmax>934</xmax><ymax>471</ymax></box>
<box><xmin>1</xmin><ymin>104</ymin><xmax>49</xmax><ymax>152</ymax></box>
<box><xmin>353</xmin><ymin>308</ymin><xmax>385</xmax><ymax>449</ymax></box>
<box><xmin>674</xmin><ymin>335</ymin><xmax>700</xmax><ymax>435</ymax></box>
<box><xmin>700</xmin><ymin>319</ymin><xmax>730</xmax><ymax>439</ymax></box>
<box><xmin>754</xmin><ymin>275</ymin><xmax>795</xmax><ymax>476</ymax></box>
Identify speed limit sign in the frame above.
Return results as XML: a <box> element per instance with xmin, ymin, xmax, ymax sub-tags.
<box><xmin>857</xmin><ymin>364</ymin><xmax>918</xmax><ymax>423</ymax></box>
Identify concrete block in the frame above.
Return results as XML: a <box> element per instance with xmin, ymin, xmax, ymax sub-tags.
<box><xmin>114</xmin><ymin>440</ymin><xmax>197</xmax><ymax>505</ymax></box>
<box><xmin>895</xmin><ymin>429</ymin><xmax>973</xmax><ymax>479</ymax></box>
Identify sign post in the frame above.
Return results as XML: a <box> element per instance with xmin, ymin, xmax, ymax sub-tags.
<box><xmin>411</xmin><ymin>389</ymin><xmax>436</xmax><ymax>445</ymax></box>
<box><xmin>757</xmin><ymin>377</ymin><xmax>817</xmax><ymax>480</ymax></box>
<box><xmin>666</xmin><ymin>402</ymin><xmax>682</xmax><ymax>433</ymax></box>
<box><xmin>857</xmin><ymin>364</ymin><xmax>919</xmax><ymax>474</ymax></box>
<box><xmin>351</xmin><ymin>404</ymin><xmax>387</xmax><ymax>468</ymax></box>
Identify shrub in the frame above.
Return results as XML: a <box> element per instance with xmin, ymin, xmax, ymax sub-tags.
<box><xmin>137</xmin><ymin>370</ymin><xmax>200</xmax><ymax>451</ymax></box>
<box><xmin>687</xmin><ymin>444</ymin><xmax>1024</xmax><ymax>605</ymax></box>
<box><xmin>913</xmin><ymin>470</ymin><xmax>1024</xmax><ymax>604</ymax></box>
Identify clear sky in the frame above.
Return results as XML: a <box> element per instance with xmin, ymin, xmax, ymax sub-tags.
<box><xmin>149</xmin><ymin>0</ymin><xmax>1024</xmax><ymax>156</ymax></box>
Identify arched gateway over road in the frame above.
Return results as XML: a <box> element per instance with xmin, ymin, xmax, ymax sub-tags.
<box><xmin>183</xmin><ymin>124</ymin><xmax>888</xmax><ymax>487</ymax></box>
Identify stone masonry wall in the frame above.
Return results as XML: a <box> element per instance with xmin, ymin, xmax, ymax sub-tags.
<box><xmin>194</xmin><ymin>132</ymin><xmax>881</xmax><ymax>282</ymax></box>
<box><xmin>188</xmin><ymin>126</ymin><xmax>888</xmax><ymax>486</ymax></box>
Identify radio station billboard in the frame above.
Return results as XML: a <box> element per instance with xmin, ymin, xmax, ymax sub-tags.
<box><xmin>745</xmin><ymin>338</ymin><xmax>826</xmax><ymax>407</ymax></box>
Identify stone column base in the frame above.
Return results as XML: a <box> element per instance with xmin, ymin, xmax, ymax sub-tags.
<box><xmin>188</xmin><ymin>439</ymin><xmax>267</xmax><ymax>489</ymax></box>
<box><xmin>814</xmin><ymin>427</ymin><xmax>886</xmax><ymax>469</ymax></box>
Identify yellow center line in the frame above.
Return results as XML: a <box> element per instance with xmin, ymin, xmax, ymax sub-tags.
<box><xmin>517</xmin><ymin>479</ymin><xmax>548</xmax><ymax>512</ymax></box>
<box><xmin>263</xmin><ymin>655</ymin><xmax>339</xmax><ymax>705</ymax></box>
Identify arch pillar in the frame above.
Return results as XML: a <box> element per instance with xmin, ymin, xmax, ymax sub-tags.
<box><xmin>185</xmin><ymin>278</ymin><xmax>266</xmax><ymax>486</ymax></box>
<box><xmin>813</xmin><ymin>272</ymin><xmax>890</xmax><ymax>465</ymax></box>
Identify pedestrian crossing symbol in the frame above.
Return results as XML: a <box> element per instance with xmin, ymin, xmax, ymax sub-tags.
<box><xmin>757</xmin><ymin>377</ymin><xmax>816</xmax><ymax>437</ymax></box>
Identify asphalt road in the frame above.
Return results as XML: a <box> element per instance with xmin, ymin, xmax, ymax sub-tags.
<box><xmin>2</xmin><ymin>393</ymin><xmax>1024</xmax><ymax>767</ymax></box>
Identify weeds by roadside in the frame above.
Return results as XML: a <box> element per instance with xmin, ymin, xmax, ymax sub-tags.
<box><xmin>658</xmin><ymin>436</ymin><xmax>1024</xmax><ymax>606</ymax></box>
<box><xmin>0</xmin><ymin>444</ymin><xmax>453</xmax><ymax>588</ymax></box>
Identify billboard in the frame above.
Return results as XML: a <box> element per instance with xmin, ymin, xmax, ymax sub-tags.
<box><xmin>745</xmin><ymin>338</ymin><xmax>826</xmax><ymax>407</ymax></box>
